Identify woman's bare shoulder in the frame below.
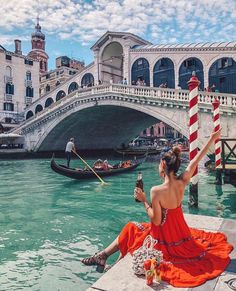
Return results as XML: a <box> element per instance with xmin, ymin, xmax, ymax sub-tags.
<box><xmin>150</xmin><ymin>185</ymin><xmax>165</xmax><ymax>198</ymax></box>
<box><xmin>151</xmin><ymin>185</ymin><xmax>162</xmax><ymax>192</ymax></box>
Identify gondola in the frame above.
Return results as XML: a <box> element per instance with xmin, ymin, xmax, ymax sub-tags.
<box><xmin>50</xmin><ymin>155</ymin><xmax>144</xmax><ymax>180</ymax></box>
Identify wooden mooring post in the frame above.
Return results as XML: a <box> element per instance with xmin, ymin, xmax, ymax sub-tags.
<box><xmin>216</xmin><ymin>138</ymin><xmax>236</xmax><ymax>186</ymax></box>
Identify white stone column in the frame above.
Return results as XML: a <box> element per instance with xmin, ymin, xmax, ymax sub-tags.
<box><xmin>204</xmin><ymin>66</ymin><xmax>209</xmax><ymax>89</ymax></box>
<box><xmin>123</xmin><ymin>41</ymin><xmax>130</xmax><ymax>84</ymax></box>
<box><xmin>93</xmin><ymin>48</ymin><xmax>100</xmax><ymax>85</ymax></box>
<box><xmin>149</xmin><ymin>64</ymin><xmax>153</xmax><ymax>87</ymax></box>
<box><xmin>175</xmin><ymin>65</ymin><xmax>179</xmax><ymax>89</ymax></box>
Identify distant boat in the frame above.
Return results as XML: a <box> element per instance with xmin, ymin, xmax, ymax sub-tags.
<box><xmin>115</xmin><ymin>146</ymin><xmax>162</xmax><ymax>156</ymax></box>
<box><xmin>51</xmin><ymin>155</ymin><xmax>144</xmax><ymax>180</ymax></box>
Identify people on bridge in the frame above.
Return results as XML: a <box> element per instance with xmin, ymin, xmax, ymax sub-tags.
<box><xmin>211</xmin><ymin>84</ymin><xmax>216</xmax><ymax>92</ymax></box>
<box><xmin>65</xmin><ymin>138</ymin><xmax>76</xmax><ymax>168</ymax></box>
<box><xmin>81</xmin><ymin>128</ymin><xmax>233</xmax><ymax>288</ymax></box>
<box><xmin>122</xmin><ymin>78</ymin><xmax>127</xmax><ymax>85</ymax></box>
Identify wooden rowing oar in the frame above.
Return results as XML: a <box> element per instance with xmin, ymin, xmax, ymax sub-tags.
<box><xmin>72</xmin><ymin>151</ymin><xmax>107</xmax><ymax>185</ymax></box>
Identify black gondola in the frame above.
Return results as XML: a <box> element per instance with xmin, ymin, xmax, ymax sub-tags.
<box><xmin>50</xmin><ymin>155</ymin><xmax>143</xmax><ymax>180</ymax></box>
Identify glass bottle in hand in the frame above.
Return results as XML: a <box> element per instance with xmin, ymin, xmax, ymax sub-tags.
<box><xmin>135</xmin><ymin>172</ymin><xmax>144</xmax><ymax>202</ymax></box>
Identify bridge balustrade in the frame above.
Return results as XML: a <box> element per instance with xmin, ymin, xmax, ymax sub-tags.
<box><xmin>12</xmin><ymin>84</ymin><xmax>236</xmax><ymax>134</ymax></box>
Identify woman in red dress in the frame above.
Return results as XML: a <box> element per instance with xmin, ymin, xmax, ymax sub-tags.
<box><xmin>82</xmin><ymin>129</ymin><xmax>233</xmax><ymax>287</ymax></box>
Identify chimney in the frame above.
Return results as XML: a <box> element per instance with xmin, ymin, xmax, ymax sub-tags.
<box><xmin>14</xmin><ymin>39</ymin><xmax>22</xmax><ymax>55</ymax></box>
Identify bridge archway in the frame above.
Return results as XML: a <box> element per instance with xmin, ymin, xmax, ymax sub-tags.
<box><xmin>35</xmin><ymin>104</ymin><xmax>43</xmax><ymax>114</ymax></box>
<box><xmin>33</xmin><ymin>100</ymin><xmax>189</xmax><ymax>152</ymax></box>
<box><xmin>45</xmin><ymin>97</ymin><xmax>54</xmax><ymax>108</ymax></box>
<box><xmin>131</xmin><ymin>58</ymin><xmax>150</xmax><ymax>86</ymax></box>
<box><xmin>153</xmin><ymin>58</ymin><xmax>175</xmax><ymax>88</ymax></box>
<box><xmin>26</xmin><ymin>110</ymin><xmax>34</xmax><ymax>120</ymax></box>
<box><xmin>100</xmin><ymin>42</ymin><xmax>123</xmax><ymax>84</ymax></box>
<box><xmin>209</xmin><ymin>57</ymin><xmax>236</xmax><ymax>93</ymax></box>
<box><xmin>179</xmin><ymin>57</ymin><xmax>204</xmax><ymax>89</ymax></box>
<box><xmin>68</xmin><ymin>82</ymin><xmax>79</xmax><ymax>94</ymax></box>
<box><xmin>56</xmin><ymin>90</ymin><xmax>66</xmax><ymax>101</ymax></box>
<box><xmin>81</xmin><ymin>73</ymin><xmax>94</xmax><ymax>87</ymax></box>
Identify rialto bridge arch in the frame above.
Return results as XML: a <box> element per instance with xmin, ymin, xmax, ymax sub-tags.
<box><xmin>23</xmin><ymin>101</ymin><xmax>190</xmax><ymax>152</ymax></box>
<box><xmin>18</xmin><ymin>86</ymin><xmax>236</xmax><ymax>153</ymax></box>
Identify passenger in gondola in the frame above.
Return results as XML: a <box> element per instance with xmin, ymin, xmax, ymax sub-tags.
<box><xmin>103</xmin><ymin>159</ymin><xmax>113</xmax><ymax>170</ymax></box>
<box><xmin>93</xmin><ymin>159</ymin><xmax>104</xmax><ymax>170</ymax></box>
<box><xmin>120</xmin><ymin>160</ymin><xmax>132</xmax><ymax>168</ymax></box>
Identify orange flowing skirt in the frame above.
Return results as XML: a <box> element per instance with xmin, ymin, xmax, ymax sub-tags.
<box><xmin>118</xmin><ymin>205</ymin><xmax>233</xmax><ymax>287</ymax></box>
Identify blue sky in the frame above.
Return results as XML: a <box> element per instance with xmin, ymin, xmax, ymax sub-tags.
<box><xmin>1</xmin><ymin>0</ymin><xmax>235</xmax><ymax>70</ymax></box>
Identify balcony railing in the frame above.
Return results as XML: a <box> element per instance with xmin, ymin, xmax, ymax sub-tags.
<box><xmin>4</xmin><ymin>75</ymin><xmax>13</xmax><ymax>83</ymax></box>
<box><xmin>4</xmin><ymin>93</ymin><xmax>13</xmax><ymax>102</ymax></box>
<box><xmin>25</xmin><ymin>97</ymin><xmax>33</xmax><ymax>105</ymax></box>
<box><xmin>25</xmin><ymin>80</ymin><xmax>32</xmax><ymax>87</ymax></box>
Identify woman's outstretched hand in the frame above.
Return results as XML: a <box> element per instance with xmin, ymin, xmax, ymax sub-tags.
<box><xmin>134</xmin><ymin>187</ymin><xmax>146</xmax><ymax>202</ymax></box>
<box><xmin>210</xmin><ymin>128</ymin><xmax>221</xmax><ymax>142</ymax></box>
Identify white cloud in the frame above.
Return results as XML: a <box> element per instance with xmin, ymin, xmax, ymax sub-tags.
<box><xmin>0</xmin><ymin>34</ymin><xmax>30</xmax><ymax>46</ymax></box>
<box><xmin>0</xmin><ymin>0</ymin><xmax>235</xmax><ymax>47</ymax></box>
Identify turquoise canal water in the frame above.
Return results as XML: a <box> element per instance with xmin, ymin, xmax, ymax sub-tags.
<box><xmin>0</xmin><ymin>157</ymin><xmax>236</xmax><ymax>290</ymax></box>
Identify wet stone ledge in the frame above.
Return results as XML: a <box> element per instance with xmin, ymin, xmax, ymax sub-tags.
<box><xmin>87</xmin><ymin>214</ymin><xmax>236</xmax><ymax>291</ymax></box>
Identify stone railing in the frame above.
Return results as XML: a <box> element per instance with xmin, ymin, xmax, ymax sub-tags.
<box><xmin>13</xmin><ymin>84</ymin><xmax>236</xmax><ymax>133</ymax></box>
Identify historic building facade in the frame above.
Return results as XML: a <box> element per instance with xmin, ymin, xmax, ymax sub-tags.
<box><xmin>40</xmin><ymin>56</ymin><xmax>85</xmax><ymax>96</ymax></box>
<box><xmin>0</xmin><ymin>41</ymin><xmax>39</xmax><ymax>131</ymax></box>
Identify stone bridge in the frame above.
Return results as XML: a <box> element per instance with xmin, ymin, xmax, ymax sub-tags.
<box><xmin>14</xmin><ymin>85</ymin><xmax>236</xmax><ymax>152</ymax></box>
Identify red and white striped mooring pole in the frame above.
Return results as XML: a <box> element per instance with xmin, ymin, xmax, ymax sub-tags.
<box><xmin>188</xmin><ymin>72</ymin><xmax>200</xmax><ymax>207</ymax></box>
<box><xmin>212</xmin><ymin>98</ymin><xmax>222</xmax><ymax>184</ymax></box>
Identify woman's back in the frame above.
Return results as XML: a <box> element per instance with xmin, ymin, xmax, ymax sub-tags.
<box><xmin>152</xmin><ymin>175</ymin><xmax>185</xmax><ymax>210</ymax></box>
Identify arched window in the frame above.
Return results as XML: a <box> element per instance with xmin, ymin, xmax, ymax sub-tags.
<box><xmin>6</xmin><ymin>83</ymin><xmax>14</xmax><ymax>94</ymax></box>
<box><xmin>6</xmin><ymin>66</ymin><xmax>12</xmax><ymax>77</ymax></box>
<box><xmin>56</xmin><ymin>90</ymin><xmax>66</xmax><ymax>101</ymax></box>
<box><xmin>40</xmin><ymin>61</ymin><xmax>43</xmax><ymax>70</ymax></box>
<box><xmin>68</xmin><ymin>82</ymin><xmax>79</xmax><ymax>94</ymax></box>
<box><xmin>26</xmin><ymin>111</ymin><xmax>34</xmax><ymax>120</ymax></box>
<box><xmin>131</xmin><ymin>58</ymin><xmax>150</xmax><ymax>86</ymax></box>
<box><xmin>56</xmin><ymin>80</ymin><xmax>60</xmax><ymax>86</ymax></box>
<box><xmin>46</xmin><ymin>84</ymin><xmax>50</xmax><ymax>92</ymax></box>
<box><xmin>81</xmin><ymin>73</ymin><xmax>94</xmax><ymax>87</ymax></box>
<box><xmin>45</xmin><ymin>97</ymin><xmax>54</xmax><ymax>108</ymax></box>
<box><xmin>153</xmin><ymin>58</ymin><xmax>175</xmax><ymax>88</ymax></box>
<box><xmin>35</xmin><ymin>104</ymin><xmax>43</xmax><ymax>114</ymax></box>
<box><xmin>26</xmin><ymin>86</ymin><xmax>34</xmax><ymax>97</ymax></box>
<box><xmin>209</xmin><ymin>58</ymin><xmax>236</xmax><ymax>93</ymax></box>
<box><xmin>179</xmin><ymin>58</ymin><xmax>204</xmax><ymax>90</ymax></box>
<box><xmin>26</xmin><ymin>71</ymin><xmax>31</xmax><ymax>80</ymax></box>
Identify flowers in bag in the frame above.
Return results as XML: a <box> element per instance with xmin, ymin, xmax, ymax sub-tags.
<box><xmin>144</xmin><ymin>258</ymin><xmax>162</xmax><ymax>286</ymax></box>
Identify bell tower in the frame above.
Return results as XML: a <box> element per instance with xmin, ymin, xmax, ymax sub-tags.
<box><xmin>28</xmin><ymin>17</ymin><xmax>49</xmax><ymax>74</ymax></box>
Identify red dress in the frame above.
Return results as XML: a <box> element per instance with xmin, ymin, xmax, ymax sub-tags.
<box><xmin>118</xmin><ymin>205</ymin><xmax>233</xmax><ymax>287</ymax></box>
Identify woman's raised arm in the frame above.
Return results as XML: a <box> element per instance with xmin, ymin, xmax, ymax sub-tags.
<box><xmin>181</xmin><ymin>129</ymin><xmax>221</xmax><ymax>185</ymax></box>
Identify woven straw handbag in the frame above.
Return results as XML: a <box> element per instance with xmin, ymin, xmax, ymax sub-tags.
<box><xmin>132</xmin><ymin>235</ymin><xmax>163</xmax><ymax>275</ymax></box>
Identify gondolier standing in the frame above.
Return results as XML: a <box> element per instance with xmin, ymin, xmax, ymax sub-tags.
<box><xmin>65</xmin><ymin>138</ymin><xmax>76</xmax><ymax>167</ymax></box>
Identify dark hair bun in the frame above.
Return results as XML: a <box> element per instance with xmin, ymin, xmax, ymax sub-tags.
<box><xmin>172</xmin><ymin>146</ymin><xmax>181</xmax><ymax>158</ymax></box>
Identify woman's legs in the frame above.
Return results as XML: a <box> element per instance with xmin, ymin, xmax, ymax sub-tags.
<box><xmin>81</xmin><ymin>237</ymin><xmax>120</xmax><ymax>266</ymax></box>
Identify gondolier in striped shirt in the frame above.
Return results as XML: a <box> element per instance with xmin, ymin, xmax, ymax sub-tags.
<box><xmin>65</xmin><ymin>138</ymin><xmax>76</xmax><ymax>168</ymax></box>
